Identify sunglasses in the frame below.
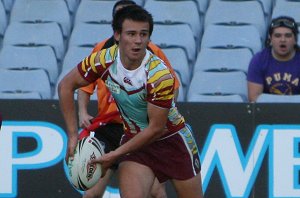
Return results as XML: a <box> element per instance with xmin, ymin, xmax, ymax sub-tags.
<box><xmin>270</xmin><ymin>18</ymin><xmax>296</xmax><ymax>29</ymax></box>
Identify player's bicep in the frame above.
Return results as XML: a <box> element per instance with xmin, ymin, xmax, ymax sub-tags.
<box><xmin>147</xmin><ymin>103</ymin><xmax>169</xmax><ymax>133</ymax></box>
<box><xmin>59</xmin><ymin>67</ymin><xmax>91</xmax><ymax>92</ymax></box>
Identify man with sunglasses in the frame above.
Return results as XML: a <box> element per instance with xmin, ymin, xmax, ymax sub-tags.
<box><xmin>247</xmin><ymin>16</ymin><xmax>300</xmax><ymax>102</ymax></box>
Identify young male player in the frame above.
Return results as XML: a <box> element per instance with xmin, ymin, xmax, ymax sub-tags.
<box><xmin>77</xmin><ymin>1</ymin><xmax>180</xmax><ymax>197</ymax></box>
<box><xmin>59</xmin><ymin>5</ymin><xmax>203</xmax><ymax>198</ymax></box>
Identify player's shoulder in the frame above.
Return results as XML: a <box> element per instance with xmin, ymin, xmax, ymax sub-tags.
<box><xmin>146</xmin><ymin>50</ymin><xmax>167</xmax><ymax>69</ymax></box>
<box><xmin>95</xmin><ymin>44</ymin><xmax>118</xmax><ymax>64</ymax></box>
<box><xmin>145</xmin><ymin>51</ymin><xmax>174</xmax><ymax>82</ymax></box>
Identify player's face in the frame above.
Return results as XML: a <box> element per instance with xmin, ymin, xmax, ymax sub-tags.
<box><xmin>270</xmin><ymin>27</ymin><xmax>296</xmax><ymax>59</ymax></box>
<box><xmin>114</xmin><ymin>19</ymin><xmax>150</xmax><ymax>70</ymax></box>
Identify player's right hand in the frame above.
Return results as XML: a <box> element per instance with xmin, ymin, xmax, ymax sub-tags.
<box><xmin>79</xmin><ymin>112</ymin><xmax>94</xmax><ymax>128</ymax></box>
<box><xmin>65</xmin><ymin>134</ymin><xmax>78</xmax><ymax>163</ymax></box>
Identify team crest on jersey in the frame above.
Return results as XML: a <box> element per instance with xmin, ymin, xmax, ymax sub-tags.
<box><xmin>123</xmin><ymin>77</ymin><xmax>132</xmax><ymax>86</ymax></box>
<box><xmin>105</xmin><ymin>80</ymin><xmax>120</xmax><ymax>94</ymax></box>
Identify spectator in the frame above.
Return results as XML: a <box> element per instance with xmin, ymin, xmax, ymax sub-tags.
<box><xmin>247</xmin><ymin>16</ymin><xmax>300</xmax><ymax>102</ymax></box>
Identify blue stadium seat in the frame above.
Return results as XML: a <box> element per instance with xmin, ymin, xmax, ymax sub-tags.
<box><xmin>148</xmin><ymin>0</ymin><xmax>207</xmax><ymax>16</ymax></box>
<box><xmin>257</xmin><ymin>0</ymin><xmax>273</xmax><ymax>19</ymax></box>
<box><xmin>205</xmin><ymin>0</ymin><xmax>266</xmax><ymax>41</ymax></box>
<box><xmin>64</xmin><ymin>0</ymin><xmax>80</xmax><ymax>14</ymax></box>
<box><xmin>187</xmin><ymin>70</ymin><xmax>248</xmax><ymax>100</ymax></box>
<box><xmin>187</xmin><ymin>93</ymin><xmax>245</xmax><ymax>103</ymax></box>
<box><xmin>0</xmin><ymin>1</ymin><xmax>7</xmax><ymax>40</ymax></box>
<box><xmin>62</xmin><ymin>46</ymin><xmax>93</xmax><ymax>73</ymax></box>
<box><xmin>3</xmin><ymin>22</ymin><xmax>65</xmax><ymax>61</ymax></box>
<box><xmin>10</xmin><ymin>0</ymin><xmax>71</xmax><ymax>38</ymax></box>
<box><xmin>0</xmin><ymin>68</ymin><xmax>52</xmax><ymax>99</ymax></box>
<box><xmin>74</xmin><ymin>0</ymin><xmax>115</xmax><ymax>25</ymax></box>
<box><xmin>272</xmin><ymin>0</ymin><xmax>300</xmax><ymax>24</ymax></box>
<box><xmin>1</xmin><ymin>0</ymin><xmax>15</xmax><ymax>13</ymax></box>
<box><xmin>0</xmin><ymin>45</ymin><xmax>58</xmax><ymax>85</ymax></box>
<box><xmin>53</xmin><ymin>69</ymin><xmax>90</xmax><ymax>100</ymax></box>
<box><xmin>201</xmin><ymin>24</ymin><xmax>262</xmax><ymax>55</ymax></box>
<box><xmin>144</xmin><ymin>0</ymin><xmax>202</xmax><ymax>44</ymax></box>
<box><xmin>80</xmin><ymin>0</ymin><xmax>145</xmax><ymax>6</ymax></box>
<box><xmin>256</xmin><ymin>93</ymin><xmax>300</xmax><ymax>103</ymax></box>
<box><xmin>0</xmin><ymin>91</ymin><xmax>42</xmax><ymax>99</ymax></box>
<box><xmin>68</xmin><ymin>23</ymin><xmax>112</xmax><ymax>48</ymax></box>
<box><xmin>194</xmin><ymin>47</ymin><xmax>252</xmax><ymax>73</ymax></box>
<box><xmin>151</xmin><ymin>24</ymin><xmax>196</xmax><ymax>64</ymax></box>
<box><xmin>174</xmin><ymin>70</ymin><xmax>185</xmax><ymax>102</ymax></box>
<box><xmin>162</xmin><ymin>48</ymin><xmax>190</xmax><ymax>88</ymax></box>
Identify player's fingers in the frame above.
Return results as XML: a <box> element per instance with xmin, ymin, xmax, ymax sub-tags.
<box><xmin>88</xmin><ymin>157</ymin><xmax>100</xmax><ymax>164</ymax></box>
<box><xmin>100</xmin><ymin>166</ymin><xmax>108</xmax><ymax>178</ymax></box>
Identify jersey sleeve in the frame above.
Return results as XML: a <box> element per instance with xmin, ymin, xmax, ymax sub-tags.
<box><xmin>79</xmin><ymin>39</ymin><xmax>109</xmax><ymax>93</ymax></box>
<box><xmin>77</xmin><ymin>52</ymin><xmax>101</xmax><ymax>83</ymax></box>
<box><xmin>148</xmin><ymin>42</ymin><xmax>180</xmax><ymax>90</ymax></box>
<box><xmin>146</xmin><ymin>59</ymin><xmax>175</xmax><ymax>109</ymax></box>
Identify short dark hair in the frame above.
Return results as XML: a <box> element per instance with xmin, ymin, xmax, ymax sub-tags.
<box><xmin>112</xmin><ymin>5</ymin><xmax>153</xmax><ymax>36</ymax></box>
<box><xmin>112</xmin><ymin>0</ymin><xmax>137</xmax><ymax>17</ymax></box>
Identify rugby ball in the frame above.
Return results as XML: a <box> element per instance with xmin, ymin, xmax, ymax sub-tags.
<box><xmin>67</xmin><ymin>136</ymin><xmax>105</xmax><ymax>191</ymax></box>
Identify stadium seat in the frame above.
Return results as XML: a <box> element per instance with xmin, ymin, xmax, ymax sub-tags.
<box><xmin>0</xmin><ymin>68</ymin><xmax>52</xmax><ymax>99</ymax></box>
<box><xmin>194</xmin><ymin>47</ymin><xmax>253</xmax><ymax>73</ymax></box>
<box><xmin>151</xmin><ymin>24</ymin><xmax>196</xmax><ymax>64</ymax></box>
<box><xmin>62</xmin><ymin>46</ymin><xmax>93</xmax><ymax>73</ymax></box>
<box><xmin>10</xmin><ymin>0</ymin><xmax>71</xmax><ymax>38</ymax></box>
<box><xmin>0</xmin><ymin>45</ymin><xmax>58</xmax><ymax>85</ymax></box>
<box><xmin>80</xmin><ymin>0</ymin><xmax>145</xmax><ymax>6</ymax></box>
<box><xmin>3</xmin><ymin>22</ymin><xmax>65</xmax><ymax>62</ymax></box>
<box><xmin>53</xmin><ymin>70</ymin><xmax>94</xmax><ymax>100</ymax></box>
<box><xmin>148</xmin><ymin>0</ymin><xmax>207</xmax><ymax>16</ymax></box>
<box><xmin>53</xmin><ymin>70</ymin><xmax>69</xmax><ymax>100</ymax></box>
<box><xmin>65</xmin><ymin>0</ymin><xmax>80</xmax><ymax>14</ymax></box>
<box><xmin>0</xmin><ymin>91</ymin><xmax>42</xmax><ymax>99</ymax></box>
<box><xmin>1</xmin><ymin>0</ymin><xmax>14</xmax><ymax>13</ymax></box>
<box><xmin>144</xmin><ymin>0</ymin><xmax>202</xmax><ymax>44</ymax></box>
<box><xmin>200</xmin><ymin>24</ymin><xmax>262</xmax><ymax>55</ymax></box>
<box><xmin>257</xmin><ymin>0</ymin><xmax>273</xmax><ymax>19</ymax></box>
<box><xmin>187</xmin><ymin>70</ymin><xmax>248</xmax><ymax>100</ymax></box>
<box><xmin>68</xmin><ymin>23</ymin><xmax>112</xmax><ymax>48</ymax></box>
<box><xmin>272</xmin><ymin>0</ymin><xmax>300</xmax><ymax>24</ymax></box>
<box><xmin>194</xmin><ymin>0</ymin><xmax>208</xmax><ymax>14</ymax></box>
<box><xmin>74</xmin><ymin>0</ymin><xmax>116</xmax><ymax>25</ymax></box>
<box><xmin>162</xmin><ymin>48</ymin><xmax>190</xmax><ymax>88</ymax></box>
<box><xmin>205</xmin><ymin>0</ymin><xmax>266</xmax><ymax>41</ymax></box>
<box><xmin>256</xmin><ymin>93</ymin><xmax>300</xmax><ymax>103</ymax></box>
<box><xmin>187</xmin><ymin>93</ymin><xmax>245</xmax><ymax>103</ymax></box>
<box><xmin>0</xmin><ymin>1</ymin><xmax>6</xmax><ymax>39</ymax></box>
<box><xmin>174</xmin><ymin>70</ymin><xmax>185</xmax><ymax>102</ymax></box>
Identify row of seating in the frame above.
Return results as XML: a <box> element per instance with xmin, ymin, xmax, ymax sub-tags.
<box><xmin>0</xmin><ymin>0</ymin><xmax>300</xmax><ymax>103</ymax></box>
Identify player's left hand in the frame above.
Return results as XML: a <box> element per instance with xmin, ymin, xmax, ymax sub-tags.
<box><xmin>89</xmin><ymin>150</ymin><xmax>119</xmax><ymax>177</ymax></box>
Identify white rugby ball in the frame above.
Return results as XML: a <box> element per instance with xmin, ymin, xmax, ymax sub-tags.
<box><xmin>67</xmin><ymin>136</ymin><xmax>105</xmax><ymax>191</ymax></box>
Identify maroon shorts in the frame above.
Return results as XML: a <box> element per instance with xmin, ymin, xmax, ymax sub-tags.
<box><xmin>120</xmin><ymin>125</ymin><xmax>201</xmax><ymax>183</ymax></box>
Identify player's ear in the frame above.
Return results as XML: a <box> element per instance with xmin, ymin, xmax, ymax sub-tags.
<box><xmin>114</xmin><ymin>31</ymin><xmax>120</xmax><ymax>43</ymax></box>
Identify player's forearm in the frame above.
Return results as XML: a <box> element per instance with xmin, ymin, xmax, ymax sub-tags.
<box><xmin>77</xmin><ymin>89</ymin><xmax>91</xmax><ymax>115</ymax></box>
<box><xmin>58</xmin><ymin>82</ymin><xmax>78</xmax><ymax>138</ymax></box>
